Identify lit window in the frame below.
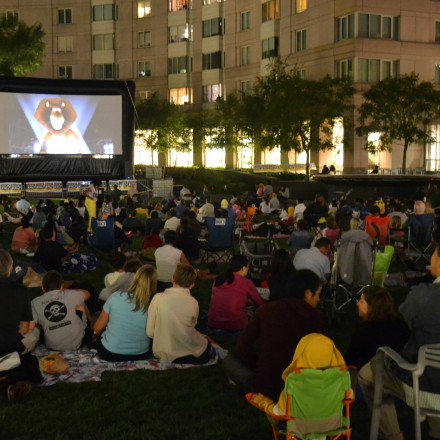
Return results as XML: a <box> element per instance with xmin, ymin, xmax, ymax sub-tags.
<box><xmin>138</xmin><ymin>61</ymin><xmax>152</xmax><ymax>77</ymax></box>
<box><xmin>241</xmin><ymin>46</ymin><xmax>251</xmax><ymax>65</ymax></box>
<box><xmin>203</xmin><ymin>84</ymin><xmax>222</xmax><ymax>102</ymax></box>
<box><xmin>241</xmin><ymin>11</ymin><xmax>251</xmax><ymax>31</ymax></box>
<box><xmin>262</xmin><ymin>0</ymin><xmax>279</xmax><ymax>22</ymax></box>
<box><xmin>93</xmin><ymin>4</ymin><xmax>117</xmax><ymax>21</ymax></box>
<box><xmin>203</xmin><ymin>0</ymin><xmax>224</xmax><ymax>4</ymax></box>
<box><xmin>169</xmin><ymin>0</ymin><xmax>189</xmax><ymax>12</ymax></box>
<box><xmin>296</xmin><ymin>0</ymin><xmax>307</xmax><ymax>13</ymax></box>
<box><xmin>58</xmin><ymin>9</ymin><xmax>72</xmax><ymax>24</ymax></box>
<box><xmin>93</xmin><ymin>34</ymin><xmax>114</xmax><ymax>51</ymax></box>
<box><xmin>58</xmin><ymin>66</ymin><xmax>73</xmax><ymax>79</ymax></box>
<box><xmin>93</xmin><ymin>63</ymin><xmax>118</xmax><ymax>79</ymax></box>
<box><xmin>138</xmin><ymin>1</ymin><xmax>151</xmax><ymax>18</ymax></box>
<box><xmin>296</xmin><ymin>29</ymin><xmax>306</xmax><ymax>52</ymax></box>
<box><xmin>169</xmin><ymin>24</ymin><xmax>192</xmax><ymax>43</ymax></box>
<box><xmin>138</xmin><ymin>31</ymin><xmax>151</xmax><ymax>47</ymax></box>
<box><xmin>169</xmin><ymin>88</ymin><xmax>193</xmax><ymax>105</ymax></box>
<box><xmin>58</xmin><ymin>36</ymin><xmax>73</xmax><ymax>53</ymax></box>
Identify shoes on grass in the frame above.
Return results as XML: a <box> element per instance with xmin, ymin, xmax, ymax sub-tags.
<box><xmin>7</xmin><ymin>381</ymin><xmax>33</xmax><ymax>401</ymax></box>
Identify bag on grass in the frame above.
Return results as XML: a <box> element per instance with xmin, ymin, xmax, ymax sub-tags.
<box><xmin>39</xmin><ymin>353</ymin><xmax>69</xmax><ymax>375</ymax></box>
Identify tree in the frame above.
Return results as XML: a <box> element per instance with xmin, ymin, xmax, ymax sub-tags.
<box><xmin>0</xmin><ymin>16</ymin><xmax>45</xmax><ymax>76</ymax></box>
<box><xmin>254</xmin><ymin>60</ymin><xmax>354</xmax><ymax>180</ymax></box>
<box><xmin>356</xmin><ymin>73</ymin><xmax>440</xmax><ymax>174</ymax></box>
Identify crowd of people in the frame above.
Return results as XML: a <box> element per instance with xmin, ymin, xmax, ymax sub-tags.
<box><xmin>0</xmin><ymin>178</ymin><xmax>439</xmax><ymax>440</ymax></box>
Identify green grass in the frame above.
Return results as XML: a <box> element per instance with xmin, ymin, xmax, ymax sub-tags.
<box><xmin>0</xmin><ymin>222</ymin><xmax>415</xmax><ymax>440</ymax></box>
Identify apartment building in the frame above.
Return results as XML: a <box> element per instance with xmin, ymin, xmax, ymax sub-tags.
<box><xmin>3</xmin><ymin>0</ymin><xmax>440</xmax><ymax>173</ymax></box>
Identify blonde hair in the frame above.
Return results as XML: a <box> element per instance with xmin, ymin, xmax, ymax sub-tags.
<box><xmin>349</xmin><ymin>218</ymin><xmax>360</xmax><ymax>230</ymax></box>
<box><xmin>127</xmin><ymin>265</ymin><xmax>157</xmax><ymax>312</ymax></box>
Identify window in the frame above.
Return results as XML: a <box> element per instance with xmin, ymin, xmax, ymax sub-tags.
<box><xmin>93</xmin><ymin>34</ymin><xmax>114</xmax><ymax>51</ymax></box>
<box><xmin>203</xmin><ymin>0</ymin><xmax>224</xmax><ymax>4</ymax></box>
<box><xmin>169</xmin><ymin>24</ymin><xmax>192</xmax><ymax>42</ymax></box>
<box><xmin>241</xmin><ymin>46</ymin><xmax>251</xmax><ymax>65</ymax></box>
<box><xmin>138</xmin><ymin>1</ymin><xmax>151</xmax><ymax>18</ymax></box>
<box><xmin>138</xmin><ymin>31</ymin><xmax>151</xmax><ymax>47</ymax></box>
<box><xmin>0</xmin><ymin>10</ymin><xmax>18</xmax><ymax>23</ymax></box>
<box><xmin>297</xmin><ymin>69</ymin><xmax>307</xmax><ymax>79</ymax></box>
<box><xmin>336</xmin><ymin>59</ymin><xmax>353</xmax><ymax>79</ymax></box>
<box><xmin>202</xmin><ymin>52</ymin><xmax>223</xmax><ymax>70</ymax></box>
<box><xmin>58</xmin><ymin>9</ymin><xmax>72</xmax><ymax>24</ymax></box>
<box><xmin>241</xmin><ymin>11</ymin><xmax>251</xmax><ymax>31</ymax></box>
<box><xmin>93</xmin><ymin>63</ymin><xmax>118</xmax><ymax>79</ymax></box>
<box><xmin>262</xmin><ymin>37</ymin><xmax>278</xmax><ymax>59</ymax></box>
<box><xmin>296</xmin><ymin>0</ymin><xmax>307</xmax><ymax>13</ymax></box>
<box><xmin>262</xmin><ymin>0</ymin><xmax>279</xmax><ymax>22</ymax></box>
<box><xmin>138</xmin><ymin>61</ymin><xmax>151</xmax><ymax>77</ymax></box>
<box><xmin>169</xmin><ymin>0</ymin><xmax>189</xmax><ymax>12</ymax></box>
<box><xmin>203</xmin><ymin>18</ymin><xmax>224</xmax><ymax>38</ymax></box>
<box><xmin>93</xmin><ymin>4</ymin><xmax>117</xmax><ymax>21</ymax></box>
<box><xmin>358</xmin><ymin>14</ymin><xmax>399</xmax><ymax>40</ymax></box>
<box><xmin>58</xmin><ymin>36</ymin><xmax>73</xmax><ymax>53</ymax></box>
<box><xmin>168</xmin><ymin>56</ymin><xmax>190</xmax><ymax>74</ymax></box>
<box><xmin>296</xmin><ymin>29</ymin><xmax>306</xmax><ymax>51</ymax></box>
<box><xmin>435</xmin><ymin>64</ymin><xmax>440</xmax><ymax>85</ymax></box>
<box><xmin>240</xmin><ymin>80</ymin><xmax>252</xmax><ymax>97</ymax></box>
<box><xmin>358</xmin><ymin>58</ymin><xmax>399</xmax><ymax>83</ymax></box>
<box><xmin>58</xmin><ymin>66</ymin><xmax>73</xmax><ymax>79</ymax></box>
<box><xmin>169</xmin><ymin>88</ymin><xmax>193</xmax><ymax>105</ymax></box>
<box><xmin>336</xmin><ymin>14</ymin><xmax>354</xmax><ymax>41</ymax></box>
<box><xmin>203</xmin><ymin>84</ymin><xmax>222</xmax><ymax>102</ymax></box>
<box><xmin>436</xmin><ymin>22</ymin><xmax>440</xmax><ymax>43</ymax></box>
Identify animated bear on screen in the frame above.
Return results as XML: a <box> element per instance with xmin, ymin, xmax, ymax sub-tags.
<box><xmin>34</xmin><ymin>98</ymin><xmax>90</xmax><ymax>154</ymax></box>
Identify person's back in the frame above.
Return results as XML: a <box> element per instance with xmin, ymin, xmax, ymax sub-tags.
<box><xmin>31</xmin><ymin>271</ymin><xmax>87</xmax><ymax>351</ymax></box>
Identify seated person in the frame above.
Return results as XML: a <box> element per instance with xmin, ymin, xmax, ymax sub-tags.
<box><xmin>98</xmin><ymin>251</ymin><xmax>126</xmax><ymax>301</ymax></box>
<box><xmin>147</xmin><ymin>264</ymin><xmax>211</xmax><ymax>365</ymax></box>
<box><xmin>176</xmin><ymin>218</ymin><xmax>200</xmax><ymax>263</ymax></box>
<box><xmin>248</xmin><ymin>333</ymin><xmax>346</xmax><ymax>417</ymax></box>
<box><xmin>259</xmin><ymin>197</ymin><xmax>272</xmax><ymax>215</ymax></box>
<box><xmin>31</xmin><ymin>271</ymin><xmax>91</xmax><ymax>351</ymax></box>
<box><xmin>155</xmin><ymin>230</ymin><xmax>189</xmax><ymax>291</ymax></box>
<box><xmin>11</xmin><ymin>215</ymin><xmax>37</xmax><ymax>254</ymax></box>
<box><xmin>223</xmin><ymin>270</ymin><xmax>324</xmax><ymax>400</ymax></box>
<box><xmin>293</xmin><ymin>237</ymin><xmax>331</xmax><ymax>283</ymax></box>
<box><xmin>344</xmin><ymin>286</ymin><xmax>409</xmax><ymax>386</ymax></box>
<box><xmin>122</xmin><ymin>209</ymin><xmax>145</xmax><ymax>235</ymax></box>
<box><xmin>261</xmin><ymin>249</ymin><xmax>295</xmax><ymax>301</ymax></box>
<box><xmin>99</xmin><ymin>256</ymin><xmax>143</xmax><ymax>302</ymax></box>
<box><xmin>93</xmin><ymin>265</ymin><xmax>156</xmax><ymax>362</ymax></box>
<box><xmin>287</xmin><ymin>219</ymin><xmax>313</xmax><ymax>256</ymax></box>
<box><xmin>208</xmin><ymin>255</ymin><xmax>264</xmax><ymax>331</ymax></box>
<box><xmin>145</xmin><ymin>210</ymin><xmax>163</xmax><ymax>236</ymax></box>
<box><xmin>67</xmin><ymin>215</ymin><xmax>88</xmax><ymax>244</ymax></box>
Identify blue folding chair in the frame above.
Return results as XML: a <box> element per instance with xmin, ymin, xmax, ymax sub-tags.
<box><xmin>201</xmin><ymin>217</ymin><xmax>235</xmax><ymax>263</ymax></box>
<box><xmin>407</xmin><ymin>213</ymin><xmax>435</xmax><ymax>264</ymax></box>
<box><xmin>89</xmin><ymin>217</ymin><xmax>115</xmax><ymax>252</ymax></box>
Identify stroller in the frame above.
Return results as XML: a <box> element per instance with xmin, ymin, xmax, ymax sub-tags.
<box><xmin>239</xmin><ymin>230</ymin><xmax>278</xmax><ymax>283</ymax></box>
<box><xmin>323</xmin><ymin>229</ymin><xmax>376</xmax><ymax>323</ymax></box>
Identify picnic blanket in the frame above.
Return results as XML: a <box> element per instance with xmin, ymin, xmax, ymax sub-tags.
<box><xmin>33</xmin><ymin>343</ymin><xmax>228</xmax><ymax>386</ymax></box>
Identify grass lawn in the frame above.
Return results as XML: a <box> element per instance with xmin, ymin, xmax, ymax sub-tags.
<box><xmin>0</xmin><ymin>223</ymin><xmax>418</xmax><ymax>440</ymax></box>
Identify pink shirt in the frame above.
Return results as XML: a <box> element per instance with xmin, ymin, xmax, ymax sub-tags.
<box><xmin>11</xmin><ymin>227</ymin><xmax>36</xmax><ymax>253</ymax></box>
<box><xmin>208</xmin><ymin>274</ymin><xmax>264</xmax><ymax>331</ymax></box>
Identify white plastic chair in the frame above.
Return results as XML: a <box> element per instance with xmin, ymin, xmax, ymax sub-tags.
<box><xmin>370</xmin><ymin>344</ymin><xmax>440</xmax><ymax>440</ymax></box>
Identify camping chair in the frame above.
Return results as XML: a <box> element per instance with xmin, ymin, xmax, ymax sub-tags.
<box><xmin>369</xmin><ymin>344</ymin><xmax>440</xmax><ymax>440</ymax></box>
<box><xmin>247</xmin><ymin>367</ymin><xmax>353</xmax><ymax>440</ymax></box>
<box><xmin>371</xmin><ymin>245</ymin><xmax>395</xmax><ymax>287</ymax></box>
<box><xmin>407</xmin><ymin>213</ymin><xmax>435</xmax><ymax>264</ymax></box>
<box><xmin>200</xmin><ymin>217</ymin><xmax>235</xmax><ymax>263</ymax></box>
<box><xmin>89</xmin><ymin>217</ymin><xmax>115</xmax><ymax>252</ymax></box>
<box><xmin>364</xmin><ymin>215</ymin><xmax>390</xmax><ymax>247</ymax></box>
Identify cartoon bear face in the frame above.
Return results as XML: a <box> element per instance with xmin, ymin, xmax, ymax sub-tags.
<box><xmin>34</xmin><ymin>98</ymin><xmax>77</xmax><ymax>135</ymax></box>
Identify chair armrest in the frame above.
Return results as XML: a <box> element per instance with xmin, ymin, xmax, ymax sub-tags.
<box><xmin>377</xmin><ymin>346</ymin><xmax>420</xmax><ymax>373</ymax></box>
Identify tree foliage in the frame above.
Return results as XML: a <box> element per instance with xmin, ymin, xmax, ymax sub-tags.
<box><xmin>0</xmin><ymin>16</ymin><xmax>45</xmax><ymax>76</ymax></box>
<box><xmin>356</xmin><ymin>73</ymin><xmax>440</xmax><ymax>174</ymax></box>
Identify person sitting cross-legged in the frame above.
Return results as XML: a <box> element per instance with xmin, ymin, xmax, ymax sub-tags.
<box><xmin>31</xmin><ymin>270</ymin><xmax>91</xmax><ymax>351</ymax></box>
<box><xmin>147</xmin><ymin>264</ymin><xmax>212</xmax><ymax>365</ymax></box>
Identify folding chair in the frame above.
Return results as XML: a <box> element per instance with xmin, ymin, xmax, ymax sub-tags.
<box><xmin>371</xmin><ymin>245</ymin><xmax>395</xmax><ymax>287</ymax></box>
<box><xmin>89</xmin><ymin>217</ymin><xmax>115</xmax><ymax>252</ymax></box>
<box><xmin>407</xmin><ymin>213</ymin><xmax>435</xmax><ymax>264</ymax></box>
<box><xmin>200</xmin><ymin>217</ymin><xmax>235</xmax><ymax>263</ymax></box>
<box><xmin>370</xmin><ymin>344</ymin><xmax>440</xmax><ymax>440</ymax></box>
<box><xmin>247</xmin><ymin>367</ymin><xmax>353</xmax><ymax>440</ymax></box>
<box><xmin>364</xmin><ymin>215</ymin><xmax>390</xmax><ymax>246</ymax></box>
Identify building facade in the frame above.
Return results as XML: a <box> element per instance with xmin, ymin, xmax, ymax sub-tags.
<box><xmin>3</xmin><ymin>0</ymin><xmax>440</xmax><ymax>173</ymax></box>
